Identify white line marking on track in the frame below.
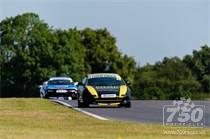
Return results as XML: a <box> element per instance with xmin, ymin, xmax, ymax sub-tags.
<box><xmin>51</xmin><ymin>100</ymin><xmax>109</xmax><ymax>121</ymax></box>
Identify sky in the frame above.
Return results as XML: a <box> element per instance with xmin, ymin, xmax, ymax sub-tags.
<box><xmin>0</xmin><ymin>0</ymin><xmax>209</xmax><ymax>65</ymax></box>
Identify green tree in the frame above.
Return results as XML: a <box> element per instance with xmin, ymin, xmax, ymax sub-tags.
<box><xmin>201</xmin><ymin>75</ymin><xmax>210</xmax><ymax>93</ymax></box>
<box><xmin>183</xmin><ymin>45</ymin><xmax>210</xmax><ymax>93</ymax></box>
<box><xmin>143</xmin><ymin>87</ymin><xmax>165</xmax><ymax>100</ymax></box>
<box><xmin>133</xmin><ymin>57</ymin><xmax>200</xmax><ymax>99</ymax></box>
<box><xmin>0</xmin><ymin>13</ymin><xmax>86</xmax><ymax>97</ymax></box>
<box><xmin>81</xmin><ymin>28</ymin><xmax>136</xmax><ymax>83</ymax></box>
<box><xmin>81</xmin><ymin>28</ymin><xmax>120</xmax><ymax>72</ymax></box>
<box><xmin>156</xmin><ymin>57</ymin><xmax>200</xmax><ymax>99</ymax></box>
<box><xmin>53</xmin><ymin>28</ymin><xmax>85</xmax><ymax>80</ymax></box>
<box><xmin>1</xmin><ymin>12</ymin><xmax>209</xmax><ymax>100</ymax></box>
<box><xmin>0</xmin><ymin>13</ymin><xmax>55</xmax><ymax>96</ymax></box>
<box><xmin>133</xmin><ymin>64</ymin><xmax>158</xmax><ymax>99</ymax></box>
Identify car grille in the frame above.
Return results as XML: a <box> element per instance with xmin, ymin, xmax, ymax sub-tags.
<box><xmin>47</xmin><ymin>89</ymin><xmax>76</xmax><ymax>94</ymax></box>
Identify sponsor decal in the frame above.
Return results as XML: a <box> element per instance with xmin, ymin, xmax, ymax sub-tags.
<box><xmin>88</xmin><ymin>74</ymin><xmax>121</xmax><ymax>80</ymax></box>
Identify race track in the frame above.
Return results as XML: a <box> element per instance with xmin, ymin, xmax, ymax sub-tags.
<box><xmin>52</xmin><ymin>100</ymin><xmax>210</xmax><ymax>127</ymax></box>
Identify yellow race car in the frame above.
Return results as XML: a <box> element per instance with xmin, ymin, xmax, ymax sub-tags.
<box><xmin>77</xmin><ymin>73</ymin><xmax>131</xmax><ymax>107</ymax></box>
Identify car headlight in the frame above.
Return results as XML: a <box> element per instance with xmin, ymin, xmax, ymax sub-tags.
<box><xmin>69</xmin><ymin>90</ymin><xmax>77</xmax><ymax>93</ymax></box>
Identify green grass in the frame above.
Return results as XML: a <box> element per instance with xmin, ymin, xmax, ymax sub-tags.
<box><xmin>0</xmin><ymin>98</ymin><xmax>209</xmax><ymax>139</ymax></box>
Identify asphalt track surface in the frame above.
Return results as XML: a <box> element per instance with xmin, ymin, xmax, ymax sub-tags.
<box><xmin>53</xmin><ymin>99</ymin><xmax>210</xmax><ymax>127</ymax></box>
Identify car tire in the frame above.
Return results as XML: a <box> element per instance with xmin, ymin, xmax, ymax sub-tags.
<box><xmin>84</xmin><ymin>102</ymin><xmax>89</xmax><ymax>107</ymax></box>
<box><xmin>124</xmin><ymin>102</ymin><xmax>131</xmax><ymax>108</ymax></box>
<box><xmin>78</xmin><ymin>100</ymin><xmax>89</xmax><ymax>108</ymax></box>
<box><xmin>78</xmin><ymin>99</ymin><xmax>84</xmax><ymax>107</ymax></box>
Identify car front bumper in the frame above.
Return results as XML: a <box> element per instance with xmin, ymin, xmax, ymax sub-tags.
<box><xmin>46</xmin><ymin>89</ymin><xmax>77</xmax><ymax>98</ymax></box>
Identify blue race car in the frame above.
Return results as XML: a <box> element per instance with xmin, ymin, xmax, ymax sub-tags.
<box><xmin>39</xmin><ymin>77</ymin><xmax>78</xmax><ymax>100</ymax></box>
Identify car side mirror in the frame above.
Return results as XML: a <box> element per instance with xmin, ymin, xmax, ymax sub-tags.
<box><xmin>125</xmin><ymin>80</ymin><xmax>131</xmax><ymax>86</ymax></box>
<box><xmin>78</xmin><ymin>82</ymin><xmax>84</xmax><ymax>86</ymax></box>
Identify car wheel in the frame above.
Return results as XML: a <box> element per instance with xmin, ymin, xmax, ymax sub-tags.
<box><xmin>124</xmin><ymin>102</ymin><xmax>131</xmax><ymax>108</ymax></box>
<box><xmin>84</xmin><ymin>102</ymin><xmax>89</xmax><ymax>107</ymax></box>
<box><xmin>78</xmin><ymin>100</ymin><xmax>85</xmax><ymax>107</ymax></box>
<box><xmin>78</xmin><ymin>100</ymin><xmax>89</xmax><ymax>108</ymax></box>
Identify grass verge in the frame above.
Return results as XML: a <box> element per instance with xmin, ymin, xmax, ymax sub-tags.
<box><xmin>0</xmin><ymin>98</ymin><xmax>209</xmax><ymax>139</ymax></box>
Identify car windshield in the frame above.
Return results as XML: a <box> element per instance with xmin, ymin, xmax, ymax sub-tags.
<box><xmin>87</xmin><ymin>77</ymin><xmax>125</xmax><ymax>86</ymax></box>
<box><xmin>48</xmin><ymin>80</ymin><xmax>71</xmax><ymax>85</ymax></box>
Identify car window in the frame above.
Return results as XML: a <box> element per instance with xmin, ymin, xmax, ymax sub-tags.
<box><xmin>87</xmin><ymin>77</ymin><xmax>125</xmax><ymax>86</ymax></box>
<box><xmin>48</xmin><ymin>80</ymin><xmax>71</xmax><ymax>85</ymax></box>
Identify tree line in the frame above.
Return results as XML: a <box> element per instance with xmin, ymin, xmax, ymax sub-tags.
<box><xmin>0</xmin><ymin>13</ymin><xmax>209</xmax><ymax>99</ymax></box>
